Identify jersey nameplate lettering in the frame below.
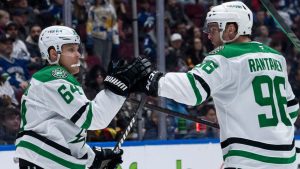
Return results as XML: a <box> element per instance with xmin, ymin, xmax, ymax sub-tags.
<box><xmin>248</xmin><ymin>58</ymin><xmax>283</xmax><ymax>73</ymax></box>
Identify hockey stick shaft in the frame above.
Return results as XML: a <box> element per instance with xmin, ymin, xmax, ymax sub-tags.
<box><xmin>128</xmin><ymin>98</ymin><xmax>220</xmax><ymax>129</ymax></box>
<box><xmin>260</xmin><ymin>0</ymin><xmax>300</xmax><ymax>51</ymax></box>
<box><xmin>113</xmin><ymin>95</ymin><xmax>147</xmax><ymax>151</ymax></box>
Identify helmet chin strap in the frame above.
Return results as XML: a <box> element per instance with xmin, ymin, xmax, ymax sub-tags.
<box><xmin>220</xmin><ymin>30</ymin><xmax>240</xmax><ymax>44</ymax></box>
<box><xmin>47</xmin><ymin>53</ymin><xmax>61</xmax><ymax>65</ymax></box>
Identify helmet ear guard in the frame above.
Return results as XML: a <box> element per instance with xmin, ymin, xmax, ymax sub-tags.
<box><xmin>204</xmin><ymin>1</ymin><xmax>253</xmax><ymax>43</ymax></box>
<box><xmin>38</xmin><ymin>26</ymin><xmax>81</xmax><ymax>65</ymax></box>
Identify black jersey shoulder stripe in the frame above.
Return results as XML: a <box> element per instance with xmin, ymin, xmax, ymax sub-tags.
<box><xmin>71</xmin><ymin>103</ymin><xmax>89</xmax><ymax>124</ymax></box>
<box><xmin>17</xmin><ymin>130</ymin><xmax>71</xmax><ymax>155</ymax></box>
<box><xmin>193</xmin><ymin>74</ymin><xmax>211</xmax><ymax>99</ymax></box>
<box><xmin>17</xmin><ymin>130</ymin><xmax>88</xmax><ymax>159</ymax></box>
<box><xmin>287</xmin><ymin>98</ymin><xmax>299</xmax><ymax>107</ymax></box>
<box><xmin>221</xmin><ymin>137</ymin><xmax>294</xmax><ymax>151</ymax></box>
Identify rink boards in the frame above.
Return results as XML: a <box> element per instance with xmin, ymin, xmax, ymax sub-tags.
<box><xmin>1</xmin><ymin>138</ymin><xmax>300</xmax><ymax>169</ymax></box>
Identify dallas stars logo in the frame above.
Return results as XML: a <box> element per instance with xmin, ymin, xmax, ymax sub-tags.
<box><xmin>52</xmin><ymin>68</ymin><xmax>68</xmax><ymax>78</ymax></box>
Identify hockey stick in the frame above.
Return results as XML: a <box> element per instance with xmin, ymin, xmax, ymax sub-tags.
<box><xmin>128</xmin><ymin>98</ymin><xmax>220</xmax><ymax>129</ymax></box>
<box><xmin>260</xmin><ymin>0</ymin><xmax>300</xmax><ymax>51</ymax></box>
<box><xmin>98</xmin><ymin>96</ymin><xmax>147</xmax><ymax>169</ymax></box>
<box><xmin>113</xmin><ymin>94</ymin><xmax>147</xmax><ymax>152</ymax></box>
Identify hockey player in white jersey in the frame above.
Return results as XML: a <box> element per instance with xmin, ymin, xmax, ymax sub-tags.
<box><xmin>14</xmin><ymin>25</ymin><xmax>151</xmax><ymax>169</ymax></box>
<box><xmin>129</xmin><ymin>1</ymin><xmax>300</xmax><ymax>169</ymax></box>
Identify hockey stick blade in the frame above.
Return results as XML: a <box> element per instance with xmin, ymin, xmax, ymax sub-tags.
<box><xmin>128</xmin><ymin>98</ymin><xmax>220</xmax><ymax>129</ymax></box>
<box><xmin>113</xmin><ymin>95</ymin><xmax>147</xmax><ymax>152</ymax></box>
<box><xmin>260</xmin><ymin>0</ymin><xmax>300</xmax><ymax>51</ymax></box>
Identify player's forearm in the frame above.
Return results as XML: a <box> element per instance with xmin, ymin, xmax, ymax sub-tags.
<box><xmin>89</xmin><ymin>89</ymin><xmax>126</xmax><ymax>130</ymax></box>
<box><xmin>158</xmin><ymin>72</ymin><xmax>199</xmax><ymax>106</ymax></box>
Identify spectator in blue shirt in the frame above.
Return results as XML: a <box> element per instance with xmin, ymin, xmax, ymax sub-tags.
<box><xmin>0</xmin><ymin>34</ymin><xmax>30</xmax><ymax>91</ymax></box>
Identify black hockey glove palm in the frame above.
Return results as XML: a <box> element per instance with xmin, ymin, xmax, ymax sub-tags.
<box><xmin>104</xmin><ymin>58</ymin><xmax>152</xmax><ymax>96</ymax></box>
<box><xmin>131</xmin><ymin>71</ymin><xmax>163</xmax><ymax>97</ymax></box>
<box><xmin>91</xmin><ymin>147</ymin><xmax>123</xmax><ymax>169</ymax></box>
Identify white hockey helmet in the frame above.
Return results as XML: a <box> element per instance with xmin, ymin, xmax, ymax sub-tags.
<box><xmin>38</xmin><ymin>25</ymin><xmax>81</xmax><ymax>65</ymax></box>
<box><xmin>204</xmin><ymin>1</ymin><xmax>253</xmax><ymax>43</ymax></box>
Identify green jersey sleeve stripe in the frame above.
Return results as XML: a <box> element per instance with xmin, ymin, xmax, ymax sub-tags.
<box><xmin>289</xmin><ymin>110</ymin><xmax>299</xmax><ymax>119</ymax></box>
<box><xmin>81</xmin><ymin>103</ymin><xmax>93</xmax><ymax>129</ymax></box>
<box><xmin>20</xmin><ymin>100</ymin><xmax>27</xmax><ymax>132</ymax></box>
<box><xmin>223</xmin><ymin>149</ymin><xmax>296</xmax><ymax>164</ymax></box>
<box><xmin>186</xmin><ymin>73</ymin><xmax>202</xmax><ymax>105</ymax></box>
<box><xmin>70</xmin><ymin>103</ymin><xmax>89</xmax><ymax>124</ymax></box>
<box><xmin>17</xmin><ymin>141</ymin><xmax>85</xmax><ymax>169</ymax></box>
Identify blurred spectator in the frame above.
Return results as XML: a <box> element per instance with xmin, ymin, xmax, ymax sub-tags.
<box><xmin>5</xmin><ymin>21</ymin><xmax>31</xmax><ymax>61</ymax></box>
<box><xmin>165</xmin><ymin>99</ymin><xmax>190</xmax><ymax>139</ymax></box>
<box><xmin>269</xmin><ymin>40</ymin><xmax>283</xmax><ymax>53</ymax></box>
<box><xmin>292</xmin><ymin>68</ymin><xmax>300</xmax><ymax>99</ymax></box>
<box><xmin>183</xmin><ymin>2</ymin><xmax>206</xmax><ymax>27</ymax></box>
<box><xmin>137</xmin><ymin>0</ymin><xmax>155</xmax><ymax>33</ymax></box>
<box><xmin>183</xmin><ymin>122</ymin><xmax>202</xmax><ymax>139</ymax></box>
<box><xmin>0</xmin><ymin>72</ymin><xmax>19</xmax><ymax>107</ymax></box>
<box><xmin>165</xmin><ymin>0</ymin><xmax>192</xmax><ymax>28</ymax></box>
<box><xmin>166</xmin><ymin>33</ymin><xmax>188</xmax><ymax>72</ymax></box>
<box><xmin>87</xmin><ymin>0</ymin><xmax>119</xmax><ymax>70</ymax></box>
<box><xmin>113</xmin><ymin>0</ymin><xmax>129</xmax><ymax>27</ymax></box>
<box><xmin>254</xmin><ymin>25</ymin><xmax>272</xmax><ymax>45</ymax></box>
<box><xmin>253</xmin><ymin>9</ymin><xmax>276</xmax><ymax>35</ymax></box>
<box><xmin>72</xmin><ymin>0</ymin><xmax>88</xmax><ymax>43</ymax></box>
<box><xmin>186</xmin><ymin>37</ymin><xmax>206</xmax><ymax>68</ymax></box>
<box><xmin>286</xmin><ymin>0</ymin><xmax>300</xmax><ymax>20</ymax></box>
<box><xmin>84</xmin><ymin>64</ymin><xmax>106</xmax><ymax>100</ymax></box>
<box><xmin>10</xmin><ymin>7</ymin><xmax>30</xmax><ymax>41</ymax></box>
<box><xmin>197</xmin><ymin>104</ymin><xmax>219</xmax><ymax>138</ymax></box>
<box><xmin>143</xmin><ymin>111</ymin><xmax>159</xmax><ymax>140</ymax></box>
<box><xmin>0</xmin><ymin>10</ymin><xmax>10</xmax><ymax>35</ymax></box>
<box><xmin>27</xmin><ymin>0</ymin><xmax>51</xmax><ymax>12</ymax></box>
<box><xmin>174</xmin><ymin>22</ymin><xmax>190</xmax><ymax>43</ymax></box>
<box><xmin>9</xmin><ymin>0</ymin><xmax>36</xmax><ymax>26</ymax></box>
<box><xmin>116</xmin><ymin>101</ymin><xmax>138</xmax><ymax>140</ymax></box>
<box><xmin>25</xmin><ymin>24</ymin><xmax>43</xmax><ymax>74</ymax></box>
<box><xmin>84</xmin><ymin>45</ymin><xmax>102</xmax><ymax>70</ymax></box>
<box><xmin>0</xmin><ymin>107</ymin><xmax>20</xmax><ymax>145</ymax></box>
<box><xmin>138</xmin><ymin>1</ymin><xmax>156</xmax><ymax>63</ymax></box>
<box><xmin>187</xmin><ymin>26</ymin><xmax>202</xmax><ymax>43</ymax></box>
<box><xmin>273</xmin><ymin>1</ymin><xmax>293</xmax><ymax>28</ymax></box>
<box><xmin>87</xmin><ymin>127</ymin><xmax>118</xmax><ymax>142</ymax></box>
<box><xmin>0</xmin><ymin>34</ymin><xmax>30</xmax><ymax>91</ymax></box>
<box><xmin>47</xmin><ymin>0</ymin><xmax>64</xmax><ymax>24</ymax></box>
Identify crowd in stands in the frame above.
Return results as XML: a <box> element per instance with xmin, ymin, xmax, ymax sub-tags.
<box><xmin>0</xmin><ymin>0</ymin><xmax>300</xmax><ymax>144</ymax></box>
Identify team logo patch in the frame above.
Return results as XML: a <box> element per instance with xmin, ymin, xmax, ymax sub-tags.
<box><xmin>209</xmin><ymin>45</ymin><xmax>224</xmax><ymax>55</ymax></box>
<box><xmin>52</xmin><ymin>68</ymin><xmax>68</xmax><ymax>78</ymax></box>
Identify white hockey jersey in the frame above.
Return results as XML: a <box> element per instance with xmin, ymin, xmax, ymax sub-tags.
<box><xmin>15</xmin><ymin>65</ymin><xmax>126</xmax><ymax>169</ymax></box>
<box><xmin>158</xmin><ymin>42</ymin><xmax>299</xmax><ymax>169</ymax></box>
